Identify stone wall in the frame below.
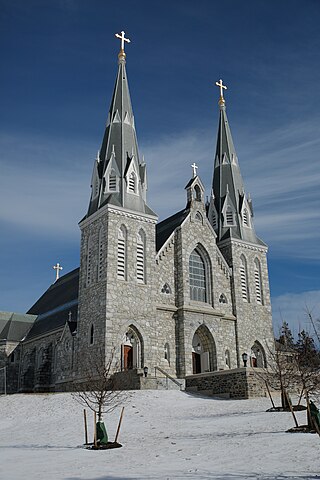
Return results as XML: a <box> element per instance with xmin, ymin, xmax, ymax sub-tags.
<box><xmin>185</xmin><ymin>367</ymin><xmax>268</xmax><ymax>399</ymax></box>
<box><xmin>219</xmin><ymin>239</ymin><xmax>275</xmax><ymax>367</ymax></box>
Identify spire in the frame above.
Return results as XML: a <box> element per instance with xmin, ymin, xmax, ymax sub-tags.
<box><xmin>208</xmin><ymin>80</ymin><xmax>264</xmax><ymax>245</ymax></box>
<box><xmin>86</xmin><ymin>32</ymin><xmax>156</xmax><ymax>218</ymax></box>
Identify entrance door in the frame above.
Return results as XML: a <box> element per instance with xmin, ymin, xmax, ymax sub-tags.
<box><xmin>192</xmin><ymin>352</ymin><xmax>201</xmax><ymax>374</ymax></box>
<box><xmin>123</xmin><ymin>345</ymin><xmax>133</xmax><ymax>370</ymax></box>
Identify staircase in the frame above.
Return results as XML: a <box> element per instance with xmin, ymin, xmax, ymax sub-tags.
<box><xmin>140</xmin><ymin>366</ymin><xmax>185</xmax><ymax>391</ymax></box>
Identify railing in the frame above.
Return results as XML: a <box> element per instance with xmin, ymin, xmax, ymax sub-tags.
<box><xmin>154</xmin><ymin>366</ymin><xmax>183</xmax><ymax>390</ymax></box>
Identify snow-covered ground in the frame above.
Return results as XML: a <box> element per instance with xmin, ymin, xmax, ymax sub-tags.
<box><xmin>0</xmin><ymin>390</ymin><xmax>319</xmax><ymax>480</ymax></box>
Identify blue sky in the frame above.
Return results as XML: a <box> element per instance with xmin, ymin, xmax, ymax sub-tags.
<box><xmin>1</xmin><ymin>0</ymin><xmax>320</xmax><ymax>336</ymax></box>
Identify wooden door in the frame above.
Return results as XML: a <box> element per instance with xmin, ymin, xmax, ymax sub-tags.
<box><xmin>123</xmin><ymin>345</ymin><xmax>133</xmax><ymax>370</ymax></box>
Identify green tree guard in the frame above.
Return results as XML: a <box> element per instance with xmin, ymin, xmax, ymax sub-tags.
<box><xmin>96</xmin><ymin>421</ymin><xmax>108</xmax><ymax>445</ymax></box>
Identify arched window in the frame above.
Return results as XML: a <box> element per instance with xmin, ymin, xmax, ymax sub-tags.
<box><xmin>137</xmin><ymin>229</ymin><xmax>146</xmax><ymax>283</ymax></box>
<box><xmin>225</xmin><ymin>349</ymin><xmax>231</xmax><ymax>369</ymax></box>
<box><xmin>189</xmin><ymin>248</ymin><xmax>207</xmax><ymax>302</ymax></box>
<box><xmin>226</xmin><ymin>206</ymin><xmax>234</xmax><ymax>225</ymax></box>
<box><xmin>164</xmin><ymin>343</ymin><xmax>170</xmax><ymax>364</ymax></box>
<box><xmin>194</xmin><ymin>185</ymin><xmax>201</xmax><ymax>201</ymax></box>
<box><xmin>240</xmin><ymin>255</ymin><xmax>249</xmax><ymax>302</ymax></box>
<box><xmin>86</xmin><ymin>236</ymin><xmax>93</xmax><ymax>286</ymax></box>
<box><xmin>117</xmin><ymin>225</ymin><xmax>127</xmax><ymax>279</ymax></box>
<box><xmin>254</xmin><ymin>258</ymin><xmax>263</xmax><ymax>304</ymax></box>
<box><xmin>37</xmin><ymin>348</ymin><xmax>43</xmax><ymax>369</ymax></box>
<box><xmin>243</xmin><ymin>208</ymin><xmax>249</xmax><ymax>227</ymax></box>
<box><xmin>195</xmin><ymin>212</ymin><xmax>203</xmax><ymax>223</ymax></box>
<box><xmin>90</xmin><ymin>324</ymin><xmax>94</xmax><ymax>345</ymax></box>
<box><xmin>98</xmin><ymin>227</ymin><xmax>104</xmax><ymax>281</ymax></box>
<box><xmin>128</xmin><ymin>172</ymin><xmax>136</xmax><ymax>193</ymax></box>
<box><xmin>108</xmin><ymin>169</ymin><xmax>117</xmax><ymax>191</ymax></box>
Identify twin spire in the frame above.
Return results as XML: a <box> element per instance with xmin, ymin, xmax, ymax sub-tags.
<box><xmin>86</xmin><ymin>31</ymin><xmax>262</xmax><ymax>246</ymax></box>
<box><xmin>209</xmin><ymin>78</ymin><xmax>263</xmax><ymax>246</ymax></box>
<box><xmin>87</xmin><ymin>31</ymin><xmax>155</xmax><ymax>218</ymax></box>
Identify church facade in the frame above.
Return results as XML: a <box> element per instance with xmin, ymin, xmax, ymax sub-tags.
<box><xmin>3</xmin><ymin>35</ymin><xmax>275</xmax><ymax>397</ymax></box>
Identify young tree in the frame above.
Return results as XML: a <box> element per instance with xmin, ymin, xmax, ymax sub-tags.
<box><xmin>72</xmin><ymin>346</ymin><xmax>129</xmax><ymax>445</ymax></box>
<box><xmin>260</xmin><ymin>323</ymin><xmax>296</xmax><ymax>410</ymax></box>
<box><xmin>294</xmin><ymin>330</ymin><xmax>320</xmax><ymax>429</ymax></box>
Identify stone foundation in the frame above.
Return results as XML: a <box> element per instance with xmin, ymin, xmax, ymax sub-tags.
<box><xmin>185</xmin><ymin>367</ymin><xmax>268</xmax><ymax>399</ymax></box>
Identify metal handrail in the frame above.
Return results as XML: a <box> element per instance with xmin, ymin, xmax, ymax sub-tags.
<box><xmin>154</xmin><ymin>366</ymin><xmax>182</xmax><ymax>390</ymax></box>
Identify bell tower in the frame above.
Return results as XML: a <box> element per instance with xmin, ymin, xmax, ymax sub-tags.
<box><xmin>76</xmin><ymin>32</ymin><xmax>158</xmax><ymax>377</ymax></box>
<box><xmin>208</xmin><ymin>80</ymin><xmax>274</xmax><ymax>366</ymax></box>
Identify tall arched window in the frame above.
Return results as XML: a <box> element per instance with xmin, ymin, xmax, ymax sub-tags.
<box><xmin>117</xmin><ymin>225</ymin><xmax>127</xmax><ymax>279</ymax></box>
<box><xmin>108</xmin><ymin>169</ymin><xmax>117</xmax><ymax>191</ymax></box>
<box><xmin>98</xmin><ymin>227</ymin><xmax>104</xmax><ymax>281</ymax></box>
<box><xmin>189</xmin><ymin>248</ymin><xmax>207</xmax><ymax>302</ymax></box>
<box><xmin>128</xmin><ymin>172</ymin><xmax>136</xmax><ymax>193</ymax></box>
<box><xmin>194</xmin><ymin>185</ymin><xmax>201</xmax><ymax>201</ymax></box>
<box><xmin>136</xmin><ymin>229</ymin><xmax>146</xmax><ymax>283</ymax></box>
<box><xmin>254</xmin><ymin>258</ymin><xmax>263</xmax><ymax>304</ymax></box>
<box><xmin>86</xmin><ymin>236</ymin><xmax>93</xmax><ymax>286</ymax></box>
<box><xmin>90</xmin><ymin>324</ymin><xmax>94</xmax><ymax>345</ymax></box>
<box><xmin>164</xmin><ymin>343</ymin><xmax>170</xmax><ymax>364</ymax></box>
<box><xmin>240</xmin><ymin>255</ymin><xmax>249</xmax><ymax>302</ymax></box>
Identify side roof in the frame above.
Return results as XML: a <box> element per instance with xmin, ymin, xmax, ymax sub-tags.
<box><xmin>24</xmin><ymin>268</ymin><xmax>79</xmax><ymax>342</ymax></box>
<box><xmin>156</xmin><ymin>208</ymin><xmax>190</xmax><ymax>251</ymax></box>
<box><xmin>0</xmin><ymin>312</ymin><xmax>37</xmax><ymax>342</ymax></box>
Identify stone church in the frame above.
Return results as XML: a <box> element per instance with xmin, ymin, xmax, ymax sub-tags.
<box><xmin>1</xmin><ymin>33</ymin><xmax>275</xmax><ymax>398</ymax></box>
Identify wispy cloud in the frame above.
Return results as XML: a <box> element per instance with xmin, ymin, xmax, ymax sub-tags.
<box><xmin>272</xmin><ymin>290</ymin><xmax>320</xmax><ymax>341</ymax></box>
<box><xmin>1</xmin><ymin>112</ymin><xmax>319</xmax><ymax>263</ymax></box>
<box><xmin>0</xmin><ymin>132</ymin><xmax>93</xmax><ymax>238</ymax></box>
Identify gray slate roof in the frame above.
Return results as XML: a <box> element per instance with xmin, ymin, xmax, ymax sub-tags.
<box><xmin>0</xmin><ymin>312</ymin><xmax>36</xmax><ymax>342</ymax></box>
<box><xmin>24</xmin><ymin>268</ymin><xmax>79</xmax><ymax>341</ymax></box>
<box><xmin>156</xmin><ymin>208</ymin><xmax>190</xmax><ymax>251</ymax></box>
<box><xmin>212</xmin><ymin>103</ymin><xmax>266</xmax><ymax>246</ymax></box>
<box><xmin>86</xmin><ymin>52</ymin><xmax>156</xmax><ymax>219</ymax></box>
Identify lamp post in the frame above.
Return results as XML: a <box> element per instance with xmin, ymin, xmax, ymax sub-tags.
<box><xmin>242</xmin><ymin>352</ymin><xmax>248</xmax><ymax>368</ymax></box>
<box><xmin>143</xmin><ymin>366</ymin><xmax>148</xmax><ymax>377</ymax></box>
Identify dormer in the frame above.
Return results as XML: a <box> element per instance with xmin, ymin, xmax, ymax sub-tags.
<box><xmin>221</xmin><ymin>186</ymin><xmax>236</xmax><ymax>227</ymax></box>
<box><xmin>125</xmin><ymin>155</ymin><xmax>139</xmax><ymax>195</ymax></box>
<box><xmin>103</xmin><ymin>146</ymin><xmax>120</xmax><ymax>194</ymax></box>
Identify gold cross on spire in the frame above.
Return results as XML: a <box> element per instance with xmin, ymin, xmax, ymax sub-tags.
<box><xmin>215</xmin><ymin>79</ymin><xmax>227</xmax><ymax>105</ymax></box>
<box><xmin>115</xmin><ymin>30</ymin><xmax>131</xmax><ymax>53</ymax></box>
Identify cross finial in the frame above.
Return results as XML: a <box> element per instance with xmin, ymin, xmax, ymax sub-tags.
<box><xmin>215</xmin><ymin>79</ymin><xmax>227</xmax><ymax>105</ymax></box>
<box><xmin>53</xmin><ymin>262</ymin><xmax>63</xmax><ymax>282</ymax></box>
<box><xmin>191</xmin><ymin>163</ymin><xmax>198</xmax><ymax>178</ymax></box>
<box><xmin>115</xmin><ymin>30</ymin><xmax>131</xmax><ymax>53</ymax></box>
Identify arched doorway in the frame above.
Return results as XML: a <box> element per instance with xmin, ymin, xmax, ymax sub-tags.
<box><xmin>192</xmin><ymin>325</ymin><xmax>216</xmax><ymax>374</ymax></box>
<box><xmin>250</xmin><ymin>341</ymin><xmax>266</xmax><ymax>368</ymax></box>
<box><xmin>122</xmin><ymin>326</ymin><xmax>143</xmax><ymax>370</ymax></box>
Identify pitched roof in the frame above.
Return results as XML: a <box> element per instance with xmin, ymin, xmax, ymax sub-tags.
<box><xmin>0</xmin><ymin>312</ymin><xmax>36</xmax><ymax>342</ymax></box>
<box><xmin>27</xmin><ymin>268</ymin><xmax>79</xmax><ymax>315</ymax></box>
<box><xmin>24</xmin><ymin>268</ymin><xmax>79</xmax><ymax>341</ymax></box>
<box><xmin>156</xmin><ymin>208</ymin><xmax>190</xmax><ymax>251</ymax></box>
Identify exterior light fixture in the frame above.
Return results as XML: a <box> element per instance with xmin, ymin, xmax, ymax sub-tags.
<box><xmin>242</xmin><ymin>352</ymin><xmax>248</xmax><ymax>367</ymax></box>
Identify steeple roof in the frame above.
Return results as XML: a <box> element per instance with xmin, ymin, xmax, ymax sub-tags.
<box><xmin>86</xmin><ymin>34</ymin><xmax>156</xmax><ymax>218</ymax></box>
<box><xmin>208</xmin><ymin>87</ymin><xmax>265</xmax><ymax>246</ymax></box>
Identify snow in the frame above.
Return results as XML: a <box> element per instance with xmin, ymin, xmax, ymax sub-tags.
<box><xmin>0</xmin><ymin>390</ymin><xmax>319</xmax><ymax>480</ymax></box>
